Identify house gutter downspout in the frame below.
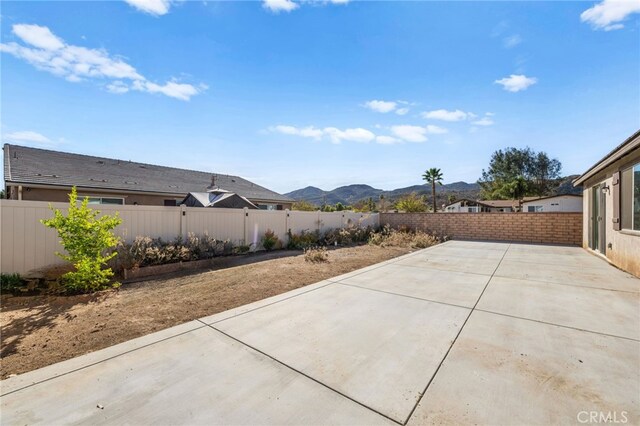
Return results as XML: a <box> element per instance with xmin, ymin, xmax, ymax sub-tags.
<box><xmin>18</xmin><ymin>185</ymin><xmax>23</xmax><ymax>200</ymax></box>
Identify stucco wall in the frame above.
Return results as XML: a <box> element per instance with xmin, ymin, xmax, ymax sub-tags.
<box><xmin>522</xmin><ymin>196</ymin><xmax>583</xmax><ymax>212</ymax></box>
<box><xmin>380</xmin><ymin>212</ymin><xmax>582</xmax><ymax>246</ymax></box>
<box><xmin>581</xmin><ymin>146</ymin><xmax>640</xmax><ymax>278</ymax></box>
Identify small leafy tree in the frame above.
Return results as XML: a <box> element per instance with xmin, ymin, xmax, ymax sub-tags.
<box><xmin>41</xmin><ymin>187</ymin><xmax>122</xmax><ymax>292</ymax></box>
<box><xmin>292</xmin><ymin>200</ymin><xmax>317</xmax><ymax>211</ymax></box>
<box><xmin>395</xmin><ymin>192</ymin><xmax>427</xmax><ymax>212</ymax></box>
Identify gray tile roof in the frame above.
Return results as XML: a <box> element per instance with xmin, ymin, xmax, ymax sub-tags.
<box><xmin>3</xmin><ymin>144</ymin><xmax>293</xmax><ymax>203</ymax></box>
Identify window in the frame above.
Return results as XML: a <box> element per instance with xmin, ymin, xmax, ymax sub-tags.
<box><xmin>86</xmin><ymin>196</ymin><xmax>124</xmax><ymax>205</ymax></box>
<box><xmin>621</xmin><ymin>163</ymin><xmax>640</xmax><ymax>231</ymax></box>
<box><xmin>258</xmin><ymin>204</ymin><xmax>278</xmax><ymax>211</ymax></box>
<box><xmin>527</xmin><ymin>205</ymin><xmax>543</xmax><ymax>212</ymax></box>
<box><xmin>164</xmin><ymin>199</ymin><xmax>177</xmax><ymax>206</ymax></box>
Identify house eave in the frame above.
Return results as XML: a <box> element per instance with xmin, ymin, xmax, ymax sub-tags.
<box><xmin>573</xmin><ymin>129</ymin><xmax>640</xmax><ymax>186</ymax></box>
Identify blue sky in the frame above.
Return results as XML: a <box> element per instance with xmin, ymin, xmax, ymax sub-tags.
<box><xmin>1</xmin><ymin>0</ymin><xmax>639</xmax><ymax>194</ymax></box>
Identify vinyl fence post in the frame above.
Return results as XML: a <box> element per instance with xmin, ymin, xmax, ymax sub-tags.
<box><xmin>285</xmin><ymin>209</ymin><xmax>290</xmax><ymax>245</ymax></box>
<box><xmin>180</xmin><ymin>204</ymin><xmax>187</xmax><ymax>238</ymax></box>
<box><xmin>243</xmin><ymin>207</ymin><xmax>249</xmax><ymax>246</ymax></box>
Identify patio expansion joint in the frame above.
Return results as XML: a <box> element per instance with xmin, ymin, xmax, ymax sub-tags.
<box><xmin>473</xmin><ymin>308</ymin><xmax>640</xmax><ymax>343</ymax></box>
<box><xmin>197</xmin><ymin>320</ymin><xmax>404</xmax><ymax>426</ymax></box>
<box><xmin>0</xmin><ymin>324</ymin><xmax>209</xmax><ymax>398</ymax></box>
<box><xmin>332</xmin><ymin>281</ymin><xmax>473</xmax><ymax>311</ymax></box>
<box><xmin>402</xmin><ymin>242</ymin><xmax>512</xmax><ymax>425</ymax></box>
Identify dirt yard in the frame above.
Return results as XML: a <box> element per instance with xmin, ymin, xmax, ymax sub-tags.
<box><xmin>1</xmin><ymin>245</ymin><xmax>412</xmax><ymax>379</ymax></box>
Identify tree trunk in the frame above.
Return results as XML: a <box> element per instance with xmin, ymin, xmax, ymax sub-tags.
<box><xmin>432</xmin><ymin>182</ymin><xmax>436</xmax><ymax>212</ymax></box>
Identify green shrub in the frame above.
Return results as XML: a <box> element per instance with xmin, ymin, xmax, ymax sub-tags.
<box><xmin>287</xmin><ymin>229</ymin><xmax>320</xmax><ymax>249</ymax></box>
<box><xmin>41</xmin><ymin>187</ymin><xmax>122</xmax><ymax>293</ymax></box>
<box><xmin>304</xmin><ymin>246</ymin><xmax>329</xmax><ymax>263</ymax></box>
<box><xmin>1</xmin><ymin>273</ymin><xmax>23</xmax><ymax>293</ymax></box>
<box><xmin>261</xmin><ymin>229</ymin><xmax>281</xmax><ymax>251</ymax></box>
<box><xmin>112</xmin><ymin>234</ymin><xmax>233</xmax><ymax>271</ymax></box>
<box><xmin>233</xmin><ymin>244</ymin><xmax>251</xmax><ymax>254</ymax></box>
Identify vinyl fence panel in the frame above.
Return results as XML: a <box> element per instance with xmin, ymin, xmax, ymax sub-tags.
<box><xmin>0</xmin><ymin>200</ymin><xmax>380</xmax><ymax>275</ymax></box>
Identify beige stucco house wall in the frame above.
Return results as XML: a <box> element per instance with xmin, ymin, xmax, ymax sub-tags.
<box><xmin>521</xmin><ymin>195</ymin><xmax>583</xmax><ymax>212</ymax></box>
<box><xmin>574</xmin><ymin>130</ymin><xmax>640</xmax><ymax>277</ymax></box>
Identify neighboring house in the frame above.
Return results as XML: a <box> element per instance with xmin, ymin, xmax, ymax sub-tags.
<box><xmin>181</xmin><ymin>190</ymin><xmax>258</xmax><ymax>209</ymax></box>
<box><xmin>443</xmin><ymin>197</ymin><xmax>539</xmax><ymax>213</ymax></box>
<box><xmin>521</xmin><ymin>194</ymin><xmax>583</xmax><ymax>212</ymax></box>
<box><xmin>444</xmin><ymin>199</ymin><xmax>494</xmax><ymax>213</ymax></box>
<box><xmin>574</xmin><ymin>129</ymin><xmax>640</xmax><ymax>277</ymax></box>
<box><xmin>2</xmin><ymin>144</ymin><xmax>293</xmax><ymax>210</ymax></box>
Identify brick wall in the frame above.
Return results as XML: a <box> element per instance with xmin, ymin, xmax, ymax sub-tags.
<box><xmin>380</xmin><ymin>212</ymin><xmax>583</xmax><ymax>246</ymax></box>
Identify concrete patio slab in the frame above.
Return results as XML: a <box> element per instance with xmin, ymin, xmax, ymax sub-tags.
<box><xmin>1</xmin><ymin>326</ymin><xmax>394</xmax><ymax>426</ymax></box>
<box><xmin>1</xmin><ymin>320</ymin><xmax>205</xmax><ymax>396</ymax></box>
<box><xmin>407</xmin><ymin>310</ymin><xmax>640</xmax><ymax>425</ymax></box>
<box><xmin>2</xmin><ymin>240</ymin><xmax>638</xmax><ymax>426</ymax></box>
<box><xmin>214</xmin><ymin>283</ymin><xmax>470</xmax><ymax>423</ymax></box>
<box><xmin>198</xmin><ymin>280</ymin><xmax>334</xmax><ymax>325</ymax></box>
<box><xmin>477</xmin><ymin>276</ymin><xmax>640</xmax><ymax>340</ymax></box>
<box><xmin>335</xmin><ymin>263</ymin><xmax>489</xmax><ymax>308</ymax></box>
<box><xmin>495</xmin><ymin>259</ymin><xmax>640</xmax><ymax>293</ymax></box>
<box><xmin>502</xmin><ymin>250</ymin><xmax>609</xmax><ymax>269</ymax></box>
<box><xmin>418</xmin><ymin>245</ymin><xmax>507</xmax><ymax>260</ymax></box>
<box><xmin>439</xmin><ymin>240</ymin><xmax>510</xmax><ymax>251</ymax></box>
<box><xmin>395</xmin><ymin>253</ymin><xmax>502</xmax><ymax>276</ymax></box>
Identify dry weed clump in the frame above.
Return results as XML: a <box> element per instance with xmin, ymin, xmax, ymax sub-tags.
<box><xmin>304</xmin><ymin>246</ymin><xmax>329</xmax><ymax>263</ymax></box>
<box><xmin>368</xmin><ymin>225</ymin><xmax>444</xmax><ymax>249</ymax></box>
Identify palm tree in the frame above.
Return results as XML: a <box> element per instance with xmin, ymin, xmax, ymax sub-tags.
<box><xmin>422</xmin><ymin>168</ymin><xmax>444</xmax><ymax>213</ymax></box>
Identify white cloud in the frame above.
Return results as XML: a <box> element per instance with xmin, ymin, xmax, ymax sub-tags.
<box><xmin>124</xmin><ymin>0</ymin><xmax>172</xmax><ymax>15</ymax></box>
<box><xmin>421</xmin><ymin>109</ymin><xmax>469</xmax><ymax>121</ymax></box>
<box><xmin>363</xmin><ymin>100</ymin><xmax>397</xmax><ymax>113</ymax></box>
<box><xmin>495</xmin><ymin>74</ymin><xmax>538</xmax><ymax>92</ymax></box>
<box><xmin>4</xmin><ymin>130</ymin><xmax>53</xmax><ymax>144</ymax></box>
<box><xmin>395</xmin><ymin>107</ymin><xmax>409</xmax><ymax>116</ymax></box>
<box><xmin>269</xmin><ymin>125</ymin><xmax>374</xmax><ymax>144</ymax></box>
<box><xmin>106</xmin><ymin>80</ymin><xmax>130</xmax><ymax>94</ymax></box>
<box><xmin>132</xmin><ymin>80</ymin><xmax>201</xmax><ymax>101</ymax></box>
<box><xmin>472</xmin><ymin>117</ymin><xmax>494</xmax><ymax>126</ymax></box>
<box><xmin>581</xmin><ymin>0</ymin><xmax>640</xmax><ymax>31</ymax></box>
<box><xmin>390</xmin><ymin>125</ymin><xmax>428</xmax><ymax>143</ymax></box>
<box><xmin>425</xmin><ymin>124</ymin><xmax>448</xmax><ymax>134</ymax></box>
<box><xmin>323</xmin><ymin>127</ymin><xmax>375</xmax><ymax>144</ymax></box>
<box><xmin>503</xmin><ymin>34</ymin><xmax>522</xmax><ymax>48</ymax></box>
<box><xmin>0</xmin><ymin>23</ymin><xmax>203</xmax><ymax>101</ymax></box>
<box><xmin>12</xmin><ymin>24</ymin><xmax>64</xmax><ymax>50</ymax></box>
<box><xmin>269</xmin><ymin>125</ymin><xmax>324</xmax><ymax>139</ymax></box>
<box><xmin>263</xmin><ymin>0</ymin><xmax>299</xmax><ymax>13</ymax></box>
<box><xmin>375</xmin><ymin>135</ymin><xmax>402</xmax><ymax>145</ymax></box>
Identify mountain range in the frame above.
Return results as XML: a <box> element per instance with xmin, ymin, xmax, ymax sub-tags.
<box><xmin>285</xmin><ymin>181</ymin><xmax>482</xmax><ymax>206</ymax></box>
<box><xmin>285</xmin><ymin>176</ymin><xmax>581</xmax><ymax>207</ymax></box>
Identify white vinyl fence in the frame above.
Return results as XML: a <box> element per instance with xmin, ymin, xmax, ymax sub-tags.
<box><xmin>0</xmin><ymin>200</ymin><xmax>379</xmax><ymax>275</ymax></box>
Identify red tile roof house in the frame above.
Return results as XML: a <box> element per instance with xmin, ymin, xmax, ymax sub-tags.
<box><xmin>2</xmin><ymin>144</ymin><xmax>293</xmax><ymax>210</ymax></box>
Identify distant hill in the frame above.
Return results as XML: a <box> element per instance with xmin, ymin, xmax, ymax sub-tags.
<box><xmin>285</xmin><ymin>177</ymin><xmax>581</xmax><ymax>208</ymax></box>
<box><xmin>285</xmin><ymin>181</ymin><xmax>482</xmax><ymax>206</ymax></box>
<box><xmin>553</xmin><ymin>175</ymin><xmax>582</xmax><ymax>195</ymax></box>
